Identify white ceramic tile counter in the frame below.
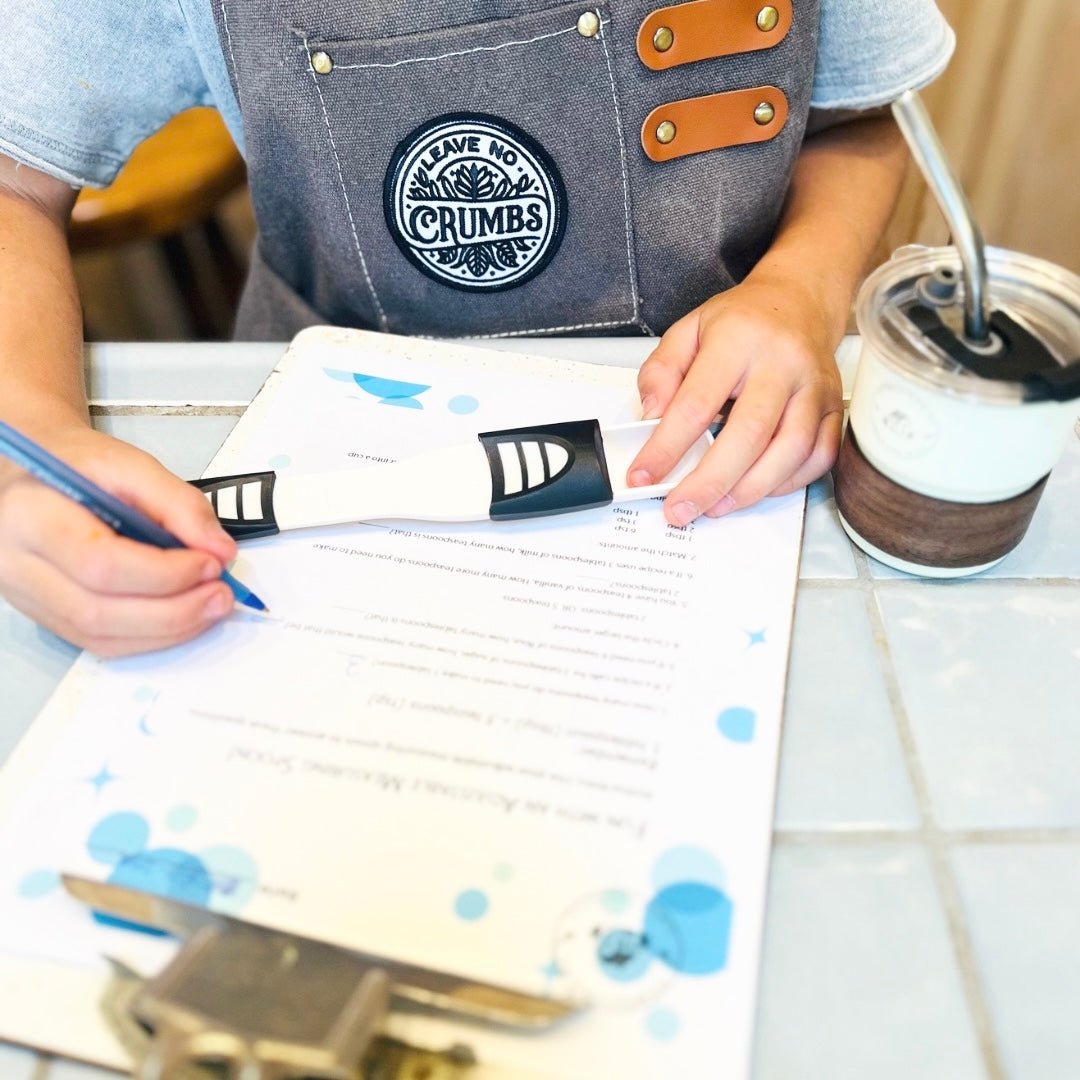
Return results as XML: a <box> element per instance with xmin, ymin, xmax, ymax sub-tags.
<box><xmin>2</xmin><ymin>338</ymin><xmax>1078</xmax><ymax>1080</ymax></box>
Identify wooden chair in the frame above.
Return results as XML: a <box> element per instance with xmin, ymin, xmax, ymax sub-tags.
<box><xmin>68</xmin><ymin>107</ymin><xmax>248</xmax><ymax>339</ymax></box>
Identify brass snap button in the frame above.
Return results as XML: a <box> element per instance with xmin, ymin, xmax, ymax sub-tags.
<box><xmin>756</xmin><ymin>6</ymin><xmax>780</xmax><ymax>32</ymax></box>
<box><xmin>311</xmin><ymin>50</ymin><xmax>333</xmax><ymax>74</ymax></box>
<box><xmin>652</xmin><ymin>26</ymin><xmax>674</xmax><ymax>52</ymax></box>
<box><xmin>753</xmin><ymin>101</ymin><xmax>776</xmax><ymax>125</ymax></box>
<box><xmin>577</xmin><ymin>11</ymin><xmax>600</xmax><ymax>36</ymax></box>
<box><xmin>655</xmin><ymin>120</ymin><xmax>677</xmax><ymax>144</ymax></box>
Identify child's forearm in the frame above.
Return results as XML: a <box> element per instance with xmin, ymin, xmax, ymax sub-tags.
<box><xmin>0</xmin><ymin>155</ymin><xmax>88</xmax><ymax>435</ymax></box>
<box><xmin>0</xmin><ymin>157</ymin><xmax>240</xmax><ymax>656</ymax></box>
<box><xmin>747</xmin><ymin>110</ymin><xmax>909</xmax><ymax>345</ymax></box>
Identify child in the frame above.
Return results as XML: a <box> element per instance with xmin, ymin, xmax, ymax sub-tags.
<box><xmin>0</xmin><ymin>0</ymin><xmax>954</xmax><ymax>654</ymax></box>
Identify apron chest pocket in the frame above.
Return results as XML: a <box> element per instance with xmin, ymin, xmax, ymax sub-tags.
<box><xmin>296</xmin><ymin>2</ymin><xmax>646</xmax><ymax>338</ymax></box>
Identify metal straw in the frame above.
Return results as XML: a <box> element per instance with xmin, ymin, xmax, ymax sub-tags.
<box><xmin>891</xmin><ymin>89</ymin><xmax>990</xmax><ymax>344</ymax></box>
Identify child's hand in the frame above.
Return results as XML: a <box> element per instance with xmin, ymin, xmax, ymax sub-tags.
<box><xmin>627</xmin><ymin>272</ymin><xmax>844</xmax><ymax>526</ymax></box>
<box><xmin>0</xmin><ymin>425</ymin><xmax>239</xmax><ymax>656</ymax></box>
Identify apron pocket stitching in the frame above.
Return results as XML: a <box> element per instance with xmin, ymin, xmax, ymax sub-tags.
<box><xmin>303</xmin><ymin>32</ymin><xmax>389</xmax><ymax>332</ymax></box>
<box><xmin>596</xmin><ymin>13</ymin><xmax>651</xmax><ymax>336</ymax></box>
<box><xmin>332</xmin><ymin>23</ymin><xmax>581</xmax><ymax>71</ymax></box>
<box><xmin>463</xmin><ymin>316</ymin><xmax>650</xmax><ymax>339</ymax></box>
<box><xmin>293</xmin><ymin>4</ymin><xmax>640</xmax><ymax>336</ymax></box>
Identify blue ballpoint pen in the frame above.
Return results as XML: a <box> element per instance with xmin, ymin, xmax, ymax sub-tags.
<box><xmin>0</xmin><ymin>419</ymin><xmax>266</xmax><ymax>613</ymax></box>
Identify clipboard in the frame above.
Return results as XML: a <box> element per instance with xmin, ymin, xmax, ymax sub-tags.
<box><xmin>0</xmin><ymin>328</ymin><xmax>807</xmax><ymax>1080</ymax></box>
<box><xmin>61</xmin><ymin>874</ymin><xmax>575</xmax><ymax>1079</ymax></box>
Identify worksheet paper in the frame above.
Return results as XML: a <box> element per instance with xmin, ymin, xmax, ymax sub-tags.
<box><xmin>0</xmin><ymin>328</ymin><xmax>804</xmax><ymax>1078</ymax></box>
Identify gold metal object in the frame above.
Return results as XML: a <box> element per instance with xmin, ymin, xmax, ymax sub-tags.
<box><xmin>753</xmin><ymin>101</ymin><xmax>776</xmax><ymax>125</ymax></box>
<box><xmin>655</xmin><ymin>120</ymin><xmax>677</xmax><ymax>144</ymax></box>
<box><xmin>756</xmin><ymin>6</ymin><xmax>780</xmax><ymax>32</ymax></box>
<box><xmin>103</xmin><ymin>963</ymin><xmax>475</xmax><ymax>1080</ymax></box>
<box><xmin>576</xmin><ymin>10</ymin><xmax>600</xmax><ymax>36</ymax></box>
<box><xmin>63</xmin><ymin>875</ymin><xmax>576</xmax><ymax>1080</ymax></box>
<box><xmin>651</xmin><ymin>25</ymin><xmax>674</xmax><ymax>52</ymax></box>
<box><xmin>311</xmin><ymin>50</ymin><xmax>334</xmax><ymax>74</ymax></box>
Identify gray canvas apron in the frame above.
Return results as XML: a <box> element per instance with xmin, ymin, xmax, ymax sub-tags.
<box><xmin>211</xmin><ymin>0</ymin><xmax>821</xmax><ymax>341</ymax></box>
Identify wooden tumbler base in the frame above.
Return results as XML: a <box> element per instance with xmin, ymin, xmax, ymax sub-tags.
<box><xmin>833</xmin><ymin>429</ymin><xmax>1048</xmax><ymax>573</ymax></box>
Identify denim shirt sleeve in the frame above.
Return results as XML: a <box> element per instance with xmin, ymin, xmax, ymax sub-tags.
<box><xmin>812</xmin><ymin>0</ymin><xmax>956</xmax><ymax>110</ymax></box>
<box><xmin>0</xmin><ymin>0</ymin><xmax>238</xmax><ymax>187</ymax></box>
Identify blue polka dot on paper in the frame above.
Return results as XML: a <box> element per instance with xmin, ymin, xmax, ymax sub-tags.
<box><xmin>200</xmin><ymin>845</ymin><xmax>259</xmax><ymax>911</ymax></box>
<box><xmin>646</xmin><ymin>1007</ymin><xmax>680</xmax><ymax>1041</ymax></box>
<box><xmin>268</xmin><ymin>454</ymin><xmax>292</xmax><ymax>469</ymax></box>
<box><xmin>18</xmin><ymin>869</ymin><xmax>60</xmax><ymax>899</ymax></box>
<box><xmin>454</xmin><ymin>888</ymin><xmax>489</xmax><ymax>921</ymax></box>
<box><xmin>166</xmin><ymin>805</ymin><xmax>198</xmax><ymax>832</ymax></box>
<box><xmin>717</xmin><ymin>706</ymin><xmax>756</xmax><ymax>742</ymax></box>
<box><xmin>88</xmin><ymin>811</ymin><xmax>150</xmax><ymax>865</ymax></box>
<box><xmin>448</xmin><ymin>395</ymin><xmax>479</xmax><ymax>415</ymax></box>
<box><xmin>652</xmin><ymin>846</ymin><xmax>726</xmax><ymax>892</ymax></box>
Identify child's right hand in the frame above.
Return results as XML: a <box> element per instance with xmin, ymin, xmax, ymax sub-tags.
<box><xmin>0</xmin><ymin>425</ymin><xmax>240</xmax><ymax>656</ymax></box>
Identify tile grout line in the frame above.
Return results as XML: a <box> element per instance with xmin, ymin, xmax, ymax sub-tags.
<box><xmin>774</xmin><ymin>828</ymin><xmax>1080</xmax><ymax>845</ymax></box>
<box><xmin>860</xmin><ymin>568</ymin><xmax>1008</xmax><ymax>1080</ymax></box>
<box><xmin>798</xmin><ymin>575</ymin><xmax>1080</xmax><ymax>589</ymax></box>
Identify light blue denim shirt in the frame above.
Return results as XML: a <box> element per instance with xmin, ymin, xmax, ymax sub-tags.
<box><xmin>0</xmin><ymin>0</ymin><xmax>953</xmax><ymax>188</ymax></box>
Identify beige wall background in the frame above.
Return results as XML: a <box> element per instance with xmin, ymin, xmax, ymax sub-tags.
<box><xmin>74</xmin><ymin>0</ymin><xmax>1080</xmax><ymax>339</ymax></box>
<box><xmin>885</xmin><ymin>0</ymin><xmax>1080</xmax><ymax>273</ymax></box>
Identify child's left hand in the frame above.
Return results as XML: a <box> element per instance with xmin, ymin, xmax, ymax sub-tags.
<box><xmin>627</xmin><ymin>270</ymin><xmax>844</xmax><ymax>526</ymax></box>
<box><xmin>627</xmin><ymin>109</ymin><xmax>910</xmax><ymax>527</ymax></box>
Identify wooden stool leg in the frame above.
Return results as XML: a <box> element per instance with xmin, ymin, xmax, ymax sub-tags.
<box><xmin>159</xmin><ymin>218</ymin><xmax>247</xmax><ymax>340</ymax></box>
<box><xmin>200</xmin><ymin>217</ymin><xmax>246</xmax><ymax>315</ymax></box>
<box><xmin>160</xmin><ymin>234</ymin><xmax>217</xmax><ymax>339</ymax></box>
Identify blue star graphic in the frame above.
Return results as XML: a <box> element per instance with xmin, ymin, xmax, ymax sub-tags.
<box><xmin>86</xmin><ymin>764</ymin><xmax>119</xmax><ymax>794</ymax></box>
<box><xmin>746</xmin><ymin>628</ymin><xmax>767</xmax><ymax>646</ymax></box>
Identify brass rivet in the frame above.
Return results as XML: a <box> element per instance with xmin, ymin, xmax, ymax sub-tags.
<box><xmin>655</xmin><ymin>120</ymin><xmax>677</xmax><ymax>144</ymax></box>
<box><xmin>577</xmin><ymin>11</ymin><xmax>600</xmax><ymax>37</ymax></box>
<box><xmin>652</xmin><ymin>25</ymin><xmax>674</xmax><ymax>52</ymax></box>
<box><xmin>753</xmin><ymin>101</ymin><xmax>776</xmax><ymax>125</ymax></box>
<box><xmin>756</xmin><ymin>6</ymin><xmax>780</xmax><ymax>32</ymax></box>
<box><xmin>311</xmin><ymin>50</ymin><xmax>333</xmax><ymax>74</ymax></box>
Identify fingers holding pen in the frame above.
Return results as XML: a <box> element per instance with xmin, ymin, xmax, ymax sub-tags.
<box><xmin>69</xmin><ymin>429</ymin><xmax>238</xmax><ymax>565</ymax></box>
<box><xmin>0</xmin><ymin>474</ymin><xmax>235</xmax><ymax>655</ymax></box>
<box><xmin>2</xmin><ymin>547</ymin><xmax>234</xmax><ymax>657</ymax></box>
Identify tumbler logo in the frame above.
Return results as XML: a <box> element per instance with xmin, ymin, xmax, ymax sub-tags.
<box><xmin>384</xmin><ymin>113</ymin><xmax>567</xmax><ymax>292</ymax></box>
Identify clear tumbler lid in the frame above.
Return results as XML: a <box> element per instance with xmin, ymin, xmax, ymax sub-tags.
<box><xmin>855</xmin><ymin>245</ymin><xmax>1080</xmax><ymax>404</ymax></box>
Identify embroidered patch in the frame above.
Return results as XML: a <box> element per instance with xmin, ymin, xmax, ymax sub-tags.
<box><xmin>384</xmin><ymin>113</ymin><xmax>567</xmax><ymax>292</ymax></box>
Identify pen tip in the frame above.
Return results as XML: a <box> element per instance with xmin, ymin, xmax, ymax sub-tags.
<box><xmin>220</xmin><ymin>569</ymin><xmax>268</xmax><ymax>613</ymax></box>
